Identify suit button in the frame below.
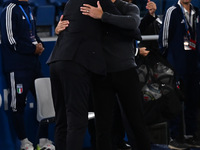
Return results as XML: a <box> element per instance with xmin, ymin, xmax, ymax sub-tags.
<box><xmin>92</xmin><ymin>51</ymin><xmax>96</xmax><ymax>54</ymax></box>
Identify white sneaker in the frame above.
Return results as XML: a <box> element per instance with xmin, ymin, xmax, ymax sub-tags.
<box><xmin>36</xmin><ymin>139</ymin><xmax>55</xmax><ymax>150</ymax></box>
<box><xmin>21</xmin><ymin>140</ymin><xmax>34</xmax><ymax>150</ymax></box>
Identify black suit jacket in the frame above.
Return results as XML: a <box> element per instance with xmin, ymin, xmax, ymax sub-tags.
<box><xmin>47</xmin><ymin>0</ymin><xmax>120</xmax><ymax>75</ymax></box>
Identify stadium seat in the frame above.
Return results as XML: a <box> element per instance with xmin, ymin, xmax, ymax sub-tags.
<box><xmin>58</xmin><ymin>0</ymin><xmax>69</xmax><ymax>2</ymax></box>
<box><xmin>1</xmin><ymin>0</ymin><xmax>8</xmax><ymax>3</ymax></box>
<box><xmin>34</xmin><ymin>77</ymin><xmax>95</xmax><ymax>123</ymax></box>
<box><xmin>0</xmin><ymin>0</ymin><xmax>6</xmax><ymax>7</ymax></box>
<box><xmin>34</xmin><ymin>77</ymin><xmax>55</xmax><ymax>123</ymax></box>
<box><xmin>47</xmin><ymin>0</ymin><xmax>64</xmax><ymax>23</ymax></box>
<box><xmin>192</xmin><ymin>0</ymin><xmax>200</xmax><ymax>9</ymax></box>
<box><xmin>28</xmin><ymin>0</ymin><xmax>52</xmax><ymax>16</ymax></box>
<box><xmin>47</xmin><ymin>0</ymin><xmax>68</xmax><ymax>6</ymax></box>
<box><xmin>28</xmin><ymin>0</ymin><xmax>49</xmax><ymax>7</ymax></box>
<box><xmin>36</xmin><ymin>5</ymin><xmax>55</xmax><ymax>36</ymax></box>
<box><xmin>152</xmin><ymin>0</ymin><xmax>163</xmax><ymax>15</ymax></box>
<box><xmin>47</xmin><ymin>0</ymin><xmax>62</xmax><ymax>7</ymax></box>
<box><xmin>149</xmin><ymin>122</ymin><xmax>169</xmax><ymax>145</ymax></box>
<box><xmin>47</xmin><ymin>0</ymin><xmax>69</xmax><ymax>23</ymax></box>
<box><xmin>163</xmin><ymin>0</ymin><xmax>178</xmax><ymax>13</ymax></box>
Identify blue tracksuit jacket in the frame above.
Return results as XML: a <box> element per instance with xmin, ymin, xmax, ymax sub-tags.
<box><xmin>159</xmin><ymin>2</ymin><xmax>200</xmax><ymax>76</ymax></box>
<box><xmin>0</xmin><ymin>1</ymin><xmax>42</xmax><ymax>73</ymax></box>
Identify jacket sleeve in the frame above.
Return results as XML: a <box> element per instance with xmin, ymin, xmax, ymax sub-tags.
<box><xmin>139</xmin><ymin>12</ymin><xmax>157</xmax><ymax>34</ymax></box>
<box><xmin>101</xmin><ymin>0</ymin><xmax>141</xmax><ymax>30</ymax></box>
<box><xmin>101</xmin><ymin>0</ymin><xmax>141</xmax><ymax>40</ymax></box>
<box><xmin>119</xmin><ymin>27</ymin><xmax>142</xmax><ymax>40</ymax></box>
<box><xmin>99</xmin><ymin>0</ymin><xmax>121</xmax><ymax>15</ymax></box>
<box><xmin>159</xmin><ymin>6</ymin><xmax>176</xmax><ymax>54</ymax></box>
<box><xmin>4</xmin><ymin>5</ymin><xmax>36</xmax><ymax>55</ymax></box>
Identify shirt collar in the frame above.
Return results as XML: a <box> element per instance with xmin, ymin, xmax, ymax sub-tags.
<box><xmin>178</xmin><ymin>0</ymin><xmax>195</xmax><ymax>15</ymax></box>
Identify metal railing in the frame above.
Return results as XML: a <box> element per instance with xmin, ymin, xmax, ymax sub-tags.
<box><xmin>141</xmin><ymin>35</ymin><xmax>159</xmax><ymax>41</ymax></box>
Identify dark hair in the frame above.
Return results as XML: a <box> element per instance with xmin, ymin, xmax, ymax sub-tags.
<box><xmin>123</xmin><ymin>0</ymin><xmax>133</xmax><ymax>2</ymax></box>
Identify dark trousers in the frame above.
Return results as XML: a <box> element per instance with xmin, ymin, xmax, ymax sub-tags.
<box><xmin>112</xmin><ymin>98</ymin><xmax>126</xmax><ymax>148</ymax></box>
<box><xmin>93</xmin><ymin>67</ymin><xmax>151</xmax><ymax>150</ymax></box>
<box><xmin>6</xmin><ymin>68</ymin><xmax>48</xmax><ymax>142</ymax></box>
<box><xmin>49</xmin><ymin>61</ymin><xmax>92</xmax><ymax>150</ymax></box>
<box><xmin>170</xmin><ymin>74</ymin><xmax>200</xmax><ymax>140</ymax></box>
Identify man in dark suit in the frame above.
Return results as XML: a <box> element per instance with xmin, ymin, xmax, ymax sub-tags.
<box><xmin>80</xmin><ymin>0</ymin><xmax>151</xmax><ymax>150</ymax></box>
<box><xmin>46</xmin><ymin>0</ymin><xmax>121</xmax><ymax>150</ymax></box>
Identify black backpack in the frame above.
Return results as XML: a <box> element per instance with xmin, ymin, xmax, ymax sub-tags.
<box><xmin>137</xmin><ymin>50</ymin><xmax>182</xmax><ymax>125</ymax></box>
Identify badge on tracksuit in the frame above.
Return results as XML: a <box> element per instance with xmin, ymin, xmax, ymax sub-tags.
<box><xmin>181</xmin><ymin>5</ymin><xmax>197</xmax><ymax>51</ymax></box>
<box><xmin>16</xmin><ymin>84</ymin><xmax>23</xmax><ymax>94</ymax></box>
<box><xmin>19</xmin><ymin>5</ymin><xmax>38</xmax><ymax>45</ymax></box>
<box><xmin>184</xmin><ymin>37</ymin><xmax>196</xmax><ymax>50</ymax></box>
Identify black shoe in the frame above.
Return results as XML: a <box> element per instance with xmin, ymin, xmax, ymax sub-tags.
<box><xmin>117</xmin><ymin>140</ymin><xmax>131</xmax><ymax>150</ymax></box>
<box><xmin>185</xmin><ymin>136</ymin><xmax>200</xmax><ymax>148</ymax></box>
<box><xmin>168</xmin><ymin>139</ymin><xmax>190</xmax><ymax>150</ymax></box>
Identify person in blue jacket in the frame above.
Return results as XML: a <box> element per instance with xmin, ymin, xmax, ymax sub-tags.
<box><xmin>159</xmin><ymin>0</ymin><xmax>200</xmax><ymax>149</ymax></box>
<box><xmin>0</xmin><ymin>0</ymin><xmax>55</xmax><ymax>150</ymax></box>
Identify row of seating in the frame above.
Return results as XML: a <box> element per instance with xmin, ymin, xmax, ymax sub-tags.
<box><xmin>27</xmin><ymin>0</ymin><xmax>68</xmax><ymax>36</ymax></box>
<box><xmin>0</xmin><ymin>0</ymin><xmax>200</xmax><ymax>36</ymax></box>
<box><xmin>0</xmin><ymin>0</ymin><xmax>69</xmax><ymax>36</ymax></box>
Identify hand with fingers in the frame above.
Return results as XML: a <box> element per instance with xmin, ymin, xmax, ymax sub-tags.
<box><xmin>55</xmin><ymin>15</ymin><xmax>70</xmax><ymax>35</ymax></box>
<box><xmin>146</xmin><ymin>0</ymin><xmax>157</xmax><ymax>16</ymax></box>
<box><xmin>80</xmin><ymin>1</ymin><xmax>103</xmax><ymax>19</ymax></box>
<box><xmin>139</xmin><ymin>47</ymin><xmax>150</xmax><ymax>57</ymax></box>
<box><xmin>34</xmin><ymin>43</ymin><xmax>45</xmax><ymax>56</ymax></box>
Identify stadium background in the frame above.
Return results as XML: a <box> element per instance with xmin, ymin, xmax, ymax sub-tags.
<box><xmin>0</xmin><ymin>0</ymin><xmax>200</xmax><ymax>149</ymax></box>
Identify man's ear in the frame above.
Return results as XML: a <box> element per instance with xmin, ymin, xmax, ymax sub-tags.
<box><xmin>111</xmin><ymin>0</ymin><xmax>116</xmax><ymax>3</ymax></box>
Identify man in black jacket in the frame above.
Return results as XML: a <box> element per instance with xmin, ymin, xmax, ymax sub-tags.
<box><xmin>47</xmin><ymin>0</ymin><xmax>122</xmax><ymax>150</ymax></box>
<box><xmin>80</xmin><ymin>0</ymin><xmax>151</xmax><ymax>150</ymax></box>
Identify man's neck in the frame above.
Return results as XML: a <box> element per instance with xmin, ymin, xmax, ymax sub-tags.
<box><xmin>180</xmin><ymin>1</ymin><xmax>191</xmax><ymax>12</ymax></box>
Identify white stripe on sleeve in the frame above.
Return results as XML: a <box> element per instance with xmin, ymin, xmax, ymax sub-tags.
<box><xmin>162</xmin><ymin>6</ymin><xmax>176</xmax><ymax>48</ymax></box>
<box><xmin>10</xmin><ymin>72</ymin><xmax>17</xmax><ymax>111</ymax></box>
<box><xmin>6</xmin><ymin>3</ymin><xmax>16</xmax><ymax>46</ymax></box>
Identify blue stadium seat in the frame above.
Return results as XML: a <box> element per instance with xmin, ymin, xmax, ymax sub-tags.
<box><xmin>29</xmin><ymin>0</ymin><xmax>49</xmax><ymax>7</ymax></box>
<box><xmin>0</xmin><ymin>0</ymin><xmax>7</xmax><ymax>3</ymax></box>
<box><xmin>36</xmin><ymin>5</ymin><xmax>55</xmax><ymax>36</ymax></box>
<box><xmin>27</xmin><ymin>0</ymin><xmax>56</xmax><ymax>36</ymax></box>
<box><xmin>29</xmin><ymin>0</ymin><xmax>51</xmax><ymax>15</ymax></box>
<box><xmin>48</xmin><ymin>0</ymin><xmax>69</xmax><ymax>7</ymax></box>
<box><xmin>192</xmin><ymin>0</ymin><xmax>200</xmax><ymax>9</ymax></box>
<box><xmin>163</xmin><ymin>0</ymin><xmax>178</xmax><ymax>14</ymax></box>
<box><xmin>58</xmin><ymin>0</ymin><xmax>69</xmax><ymax>2</ymax></box>
<box><xmin>0</xmin><ymin>0</ymin><xmax>6</xmax><ymax>6</ymax></box>
<box><xmin>152</xmin><ymin>0</ymin><xmax>163</xmax><ymax>15</ymax></box>
<box><xmin>47</xmin><ymin>0</ymin><xmax>63</xmax><ymax>22</ymax></box>
<box><xmin>28</xmin><ymin>0</ymin><xmax>48</xmax><ymax>16</ymax></box>
<box><xmin>47</xmin><ymin>0</ymin><xmax>69</xmax><ymax>23</ymax></box>
<box><xmin>48</xmin><ymin>0</ymin><xmax>62</xmax><ymax>7</ymax></box>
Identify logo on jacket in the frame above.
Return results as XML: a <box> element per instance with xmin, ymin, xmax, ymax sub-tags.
<box><xmin>181</xmin><ymin>19</ymin><xmax>185</xmax><ymax>23</ymax></box>
<box><xmin>196</xmin><ymin>16</ymin><xmax>199</xmax><ymax>23</ymax></box>
<box><xmin>30</xmin><ymin>14</ymin><xmax>34</xmax><ymax>20</ymax></box>
<box><xmin>16</xmin><ymin>84</ymin><xmax>23</xmax><ymax>94</ymax></box>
